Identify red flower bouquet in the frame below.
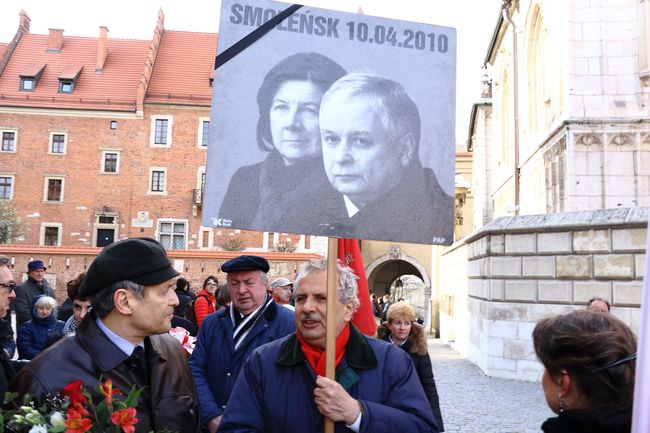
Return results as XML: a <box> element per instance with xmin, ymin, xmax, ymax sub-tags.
<box><xmin>2</xmin><ymin>377</ymin><xmax>144</xmax><ymax>433</ymax></box>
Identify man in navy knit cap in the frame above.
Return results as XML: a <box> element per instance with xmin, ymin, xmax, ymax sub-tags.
<box><xmin>189</xmin><ymin>255</ymin><xmax>295</xmax><ymax>433</ymax></box>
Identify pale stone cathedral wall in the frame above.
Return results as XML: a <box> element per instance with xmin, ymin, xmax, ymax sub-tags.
<box><xmin>440</xmin><ymin>207</ymin><xmax>646</xmax><ymax>381</ymax></box>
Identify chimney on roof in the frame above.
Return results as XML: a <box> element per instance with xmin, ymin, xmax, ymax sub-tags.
<box><xmin>96</xmin><ymin>26</ymin><xmax>109</xmax><ymax>72</ymax></box>
<box><xmin>19</xmin><ymin>10</ymin><xmax>31</xmax><ymax>33</ymax></box>
<box><xmin>47</xmin><ymin>28</ymin><xmax>64</xmax><ymax>52</ymax></box>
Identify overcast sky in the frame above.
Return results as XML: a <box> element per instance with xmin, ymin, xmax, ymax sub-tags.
<box><xmin>0</xmin><ymin>0</ymin><xmax>501</xmax><ymax>146</ymax></box>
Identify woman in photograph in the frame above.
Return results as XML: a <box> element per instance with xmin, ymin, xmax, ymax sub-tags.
<box><xmin>533</xmin><ymin>310</ymin><xmax>636</xmax><ymax>433</ymax></box>
<box><xmin>218</xmin><ymin>52</ymin><xmax>346</xmax><ymax>229</ymax></box>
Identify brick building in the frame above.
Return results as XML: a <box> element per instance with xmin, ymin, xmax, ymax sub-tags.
<box><xmin>0</xmin><ymin>10</ymin><xmax>316</xmax><ymax>254</ymax></box>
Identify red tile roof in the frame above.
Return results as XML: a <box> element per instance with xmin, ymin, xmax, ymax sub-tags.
<box><xmin>59</xmin><ymin>64</ymin><xmax>83</xmax><ymax>80</ymax></box>
<box><xmin>0</xmin><ymin>33</ymin><xmax>149</xmax><ymax>111</ymax></box>
<box><xmin>0</xmin><ymin>43</ymin><xmax>9</xmax><ymax>61</ymax></box>
<box><xmin>145</xmin><ymin>31</ymin><xmax>216</xmax><ymax>106</ymax></box>
<box><xmin>19</xmin><ymin>63</ymin><xmax>46</xmax><ymax>76</ymax></box>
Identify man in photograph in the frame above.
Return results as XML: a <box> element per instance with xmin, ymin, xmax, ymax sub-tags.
<box><xmin>277</xmin><ymin>73</ymin><xmax>454</xmax><ymax>245</ymax></box>
<box><xmin>218</xmin><ymin>259</ymin><xmax>438</xmax><ymax>433</ymax></box>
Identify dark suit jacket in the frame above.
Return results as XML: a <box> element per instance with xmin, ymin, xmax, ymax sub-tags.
<box><xmin>218</xmin><ymin>151</ymin><xmax>324</xmax><ymax>232</ymax></box>
<box><xmin>270</xmin><ymin>162</ymin><xmax>454</xmax><ymax>245</ymax></box>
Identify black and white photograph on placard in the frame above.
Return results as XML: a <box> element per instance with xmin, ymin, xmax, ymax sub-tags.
<box><xmin>203</xmin><ymin>0</ymin><xmax>457</xmax><ymax>245</ymax></box>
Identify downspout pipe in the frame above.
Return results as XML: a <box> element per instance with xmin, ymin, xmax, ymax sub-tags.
<box><xmin>502</xmin><ymin>0</ymin><xmax>520</xmax><ymax>215</ymax></box>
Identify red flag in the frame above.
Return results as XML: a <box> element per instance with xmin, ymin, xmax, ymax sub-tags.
<box><xmin>338</xmin><ymin>238</ymin><xmax>376</xmax><ymax>336</ymax></box>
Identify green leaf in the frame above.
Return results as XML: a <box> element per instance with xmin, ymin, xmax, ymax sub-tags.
<box><xmin>123</xmin><ymin>385</ymin><xmax>145</xmax><ymax>407</ymax></box>
<box><xmin>0</xmin><ymin>413</ymin><xmax>4</xmax><ymax>433</ymax></box>
<box><xmin>3</xmin><ymin>391</ymin><xmax>18</xmax><ymax>405</ymax></box>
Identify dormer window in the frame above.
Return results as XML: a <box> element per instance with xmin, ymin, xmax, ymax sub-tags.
<box><xmin>59</xmin><ymin>80</ymin><xmax>74</xmax><ymax>93</ymax></box>
<box><xmin>21</xmin><ymin>78</ymin><xmax>36</xmax><ymax>91</ymax></box>
<box><xmin>19</xmin><ymin>63</ymin><xmax>46</xmax><ymax>92</ymax></box>
<box><xmin>58</xmin><ymin>65</ymin><xmax>83</xmax><ymax>94</ymax></box>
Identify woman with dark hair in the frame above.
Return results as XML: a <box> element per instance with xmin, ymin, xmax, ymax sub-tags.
<box><xmin>174</xmin><ymin>277</ymin><xmax>192</xmax><ymax>318</ymax></box>
<box><xmin>194</xmin><ymin>276</ymin><xmax>218</xmax><ymax>329</ymax></box>
<box><xmin>219</xmin><ymin>52</ymin><xmax>346</xmax><ymax>229</ymax></box>
<box><xmin>533</xmin><ymin>310</ymin><xmax>637</xmax><ymax>433</ymax></box>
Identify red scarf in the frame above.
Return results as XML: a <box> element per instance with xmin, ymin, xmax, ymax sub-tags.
<box><xmin>296</xmin><ymin>323</ymin><xmax>350</xmax><ymax>377</ymax></box>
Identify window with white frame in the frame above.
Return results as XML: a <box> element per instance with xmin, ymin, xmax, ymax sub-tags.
<box><xmin>0</xmin><ymin>175</ymin><xmax>14</xmax><ymax>199</ymax></box>
<box><xmin>158</xmin><ymin>219</ymin><xmax>187</xmax><ymax>250</ymax></box>
<box><xmin>101</xmin><ymin>150</ymin><xmax>120</xmax><ymax>174</ymax></box>
<box><xmin>198</xmin><ymin>117</ymin><xmax>210</xmax><ymax>148</ymax></box>
<box><xmin>49</xmin><ymin>132</ymin><xmax>67</xmax><ymax>154</ymax></box>
<box><xmin>1</xmin><ymin>130</ymin><xmax>17</xmax><ymax>152</ymax></box>
<box><xmin>149</xmin><ymin>167</ymin><xmax>167</xmax><ymax>194</ymax></box>
<box><xmin>40</xmin><ymin>223</ymin><xmax>62</xmax><ymax>246</ymax></box>
<box><xmin>150</xmin><ymin>116</ymin><xmax>173</xmax><ymax>147</ymax></box>
<box><xmin>44</xmin><ymin>177</ymin><xmax>64</xmax><ymax>202</ymax></box>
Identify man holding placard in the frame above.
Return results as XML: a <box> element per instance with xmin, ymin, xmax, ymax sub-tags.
<box><xmin>218</xmin><ymin>259</ymin><xmax>438</xmax><ymax>433</ymax></box>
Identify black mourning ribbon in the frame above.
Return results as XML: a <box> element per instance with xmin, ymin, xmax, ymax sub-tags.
<box><xmin>214</xmin><ymin>4</ymin><xmax>303</xmax><ymax>71</ymax></box>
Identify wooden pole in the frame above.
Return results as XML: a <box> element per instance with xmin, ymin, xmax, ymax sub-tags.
<box><xmin>324</xmin><ymin>237</ymin><xmax>338</xmax><ymax>433</ymax></box>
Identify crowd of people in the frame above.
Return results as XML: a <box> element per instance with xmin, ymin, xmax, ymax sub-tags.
<box><xmin>0</xmin><ymin>241</ymin><xmax>640</xmax><ymax>432</ymax></box>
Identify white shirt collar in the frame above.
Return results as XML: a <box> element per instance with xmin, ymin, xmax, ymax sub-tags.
<box><xmin>95</xmin><ymin>316</ymin><xmax>144</xmax><ymax>356</ymax></box>
<box><xmin>343</xmin><ymin>195</ymin><xmax>360</xmax><ymax>218</ymax></box>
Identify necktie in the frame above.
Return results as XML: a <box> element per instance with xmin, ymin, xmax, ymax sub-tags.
<box><xmin>129</xmin><ymin>346</ymin><xmax>148</xmax><ymax>376</ymax></box>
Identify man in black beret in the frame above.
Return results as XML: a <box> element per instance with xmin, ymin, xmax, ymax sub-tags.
<box><xmin>9</xmin><ymin>238</ymin><xmax>201</xmax><ymax>433</ymax></box>
<box><xmin>189</xmin><ymin>254</ymin><xmax>295</xmax><ymax>433</ymax></box>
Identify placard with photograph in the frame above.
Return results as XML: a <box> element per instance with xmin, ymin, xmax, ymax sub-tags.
<box><xmin>203</xmin><ymin>0</ymin><xmax>456</xmax><ymax>245</ymax></box>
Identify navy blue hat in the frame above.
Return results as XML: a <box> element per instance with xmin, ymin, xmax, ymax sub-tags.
<box><xmin>27</xmin><ymin>260</ymin><xmax>46</xmax><ymax>272</ymax></box>
<box><xmin>221</xmin><ymin>255</ymin><xmax>269</xmax><ymax>273</ymax></box>
<box><xmin>79</xmin><ymin>237</ymin><xmax>180</xmax><ymax>297</ymax></box>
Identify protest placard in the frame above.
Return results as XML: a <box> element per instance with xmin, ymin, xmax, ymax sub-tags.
<box><xmin>203</xmin><ymin>0</ymin><xmax>456</xmax><ymax>245</ymax></box>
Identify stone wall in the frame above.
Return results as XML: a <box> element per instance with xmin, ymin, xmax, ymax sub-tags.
<box><xmin>440</xmin><ymin>207</ymin><xmax>647</xmax><ymax>381</ymax></box>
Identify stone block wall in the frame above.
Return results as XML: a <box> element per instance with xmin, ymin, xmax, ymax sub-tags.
<box><xmin>441</xmin><ymin>207</ymin><xmax>646</xmax><ymax>381</ymax></box>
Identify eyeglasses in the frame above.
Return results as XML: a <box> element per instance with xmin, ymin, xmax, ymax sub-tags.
<box><xmin>0</xmin><ymin>282</ymin><xmax>16</xmax><ymax>292</ymax></box>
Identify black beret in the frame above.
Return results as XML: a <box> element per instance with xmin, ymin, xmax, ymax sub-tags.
<box><xmin>221</xmin><ymin>255</ymin><xmax>270</xmax><ymax>273</ymax></box>
<box><xmin>79</xmin><ymin>237</ymin><xmax>180</xmax><ymax>297</ymax></box>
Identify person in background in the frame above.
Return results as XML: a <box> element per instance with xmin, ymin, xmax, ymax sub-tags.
<box><xmin>174</xmin><ymin>277</ymin><xmax>193</xmax><ymax>318</ymax></box>
<box><xmin>586</xmin><ymin>297</ymin><xmax>610</xmax><ymax>313</ymax></box>
<box><xmin>17</xmin><ymin>295</ymin><xmax>65</xmax><ymax>360</ymax></box>
<box><xmin>13</xmin><ymin>260</ymin><xmax>55</xmax><ymax>330</ymax></box>
<box><xmin>533</xmin><ymin>309</ymin><xmax>636</xmax><ymax>433</ymax></box>
<box><xmin>381</xmin><ymin>294</ymin><xmax>392</xmax><ymax>322</ymax></box>
<box><xmin>194</xmin><ymin>276</ymin><xmax>218</xmax><ymax>328</ymax></box>
<box><xmin>189</xmin><ymin>255</ymin><xmax>295</xmax><ymax>433</ymax></box>
<box><xmin>370</xmin><ymin>293</ymin><xmax>381</xmax><ymax>318</ymax></box>
<box><xmin>219</xmin><ymin>259</ymin><xmax>438</xmax><ymax>433</ymax></box>
<box><xmin>62</xmin><ymin>272</ymin><xmax>91</xmax><ymax>334</ymax></box>
<box><xmin>379</xmin><ymin>301</ymin><xmax>445</xmax><ymax>430</ymax></box>
<box><xmin>270</xmin><ymin>277</ymin><xmax>294</xmax><ymax>310</ymax></box>
<box><xmin>217</xmin><ymin>282</ymin><xmax>231</xmax><ymax>310</ymax></box>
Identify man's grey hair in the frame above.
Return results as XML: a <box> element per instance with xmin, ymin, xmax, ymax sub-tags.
<box><xmin>259</xmin><ymin>270</ymin><xmax>268</xmax><ymax>286</ymax></box>
<box><xmin>321</xmin><ymin>72</ymin><xmax>421</xmax><ymax>153</ymax></box>
<box><xmin>294</xmin><ymin>259</ymin><xmax>360</xmax><ymax>310</ymax></box>
<box><xmin>0</xmin><ymin>256</ymin><xmax>9</xmax><ymax>267</ymax></box>
<box><xmin>90</xmin><ymin>280</ymin><xmax>145</xmax><ymax>319</ymax></box>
